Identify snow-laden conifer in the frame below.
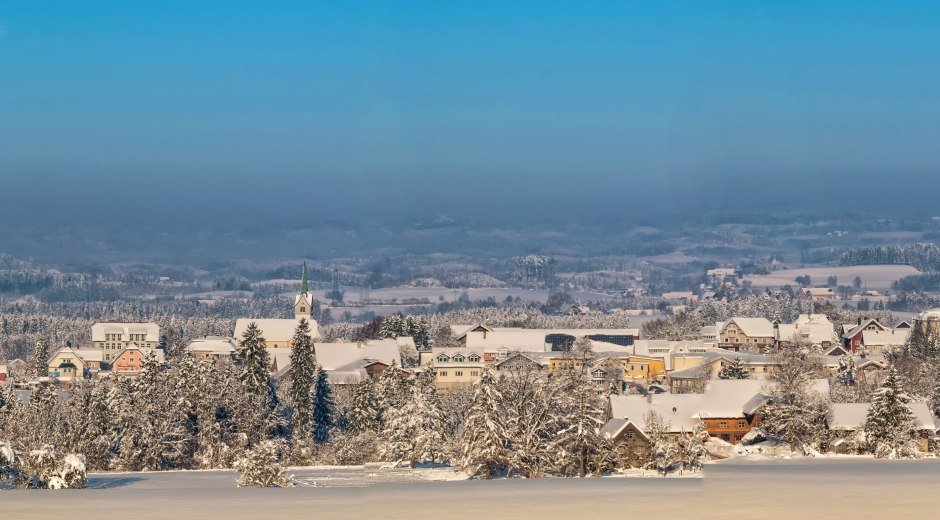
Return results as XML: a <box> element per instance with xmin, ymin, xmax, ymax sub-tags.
<box><xmin>865</xmin><ymin>366</ymin><xmax>920</xmax><ymax>459</ymax></box>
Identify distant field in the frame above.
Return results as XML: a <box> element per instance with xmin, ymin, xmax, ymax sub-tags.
<box><xmin>745</xmin><ymin>265</ymin><xmax>920</xmax><ymax>290</ymax></box>
<box><xmin>307</xmin><ymin>287</ymin><xmax>618</xmax><ymax>304</ymax></box>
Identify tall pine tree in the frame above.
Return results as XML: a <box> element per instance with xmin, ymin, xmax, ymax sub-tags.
<box><xmin>288</xmin><ymin>319</ymin><xmax>315</xmax><ymax>444</ymax></box>
<box><xmin>311</xmin><ymin>368</ymin><xmax>334</xmax><ymax>444</ymax></box>
<box><xmin>865</xmin><ymin>366</ymin><xmax>919</xmax><ymax>459</ymax></box>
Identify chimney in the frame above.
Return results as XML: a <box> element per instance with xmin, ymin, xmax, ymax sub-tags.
<box><xmin>646</xmin><ymin>393</ymin><xmax>653</xmax><ymax>404</ymax></box>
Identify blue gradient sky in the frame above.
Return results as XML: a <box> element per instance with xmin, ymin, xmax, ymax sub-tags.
<box><xmin>1</xmin><ymin>1</ymin><xmax>939</xmax><ymax>225</ymax></box>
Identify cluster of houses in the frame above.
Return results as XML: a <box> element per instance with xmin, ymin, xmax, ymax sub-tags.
<box><xmin>600</xmin><ymin>378</ymin><xmax>939</xmax><ymax>458</ymax></box>
<box><xmin>5</xmin><ymin>265</ymin><xmax>939</xmax><ymax>453</ymax></box>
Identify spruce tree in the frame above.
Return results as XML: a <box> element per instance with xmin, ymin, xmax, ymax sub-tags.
<box><xmin>34</xmin><ymin>338</ymin><xmax>49</xmax><ymax>378</ymax></box>
<box><xmin>718</xmin><ymin>357</ymin><xmax>749</xmax><ymax>379</ymax></box>
<box><xmin>348</xmin><ymin>379</ymin><xmax>381</xmax><ymax>434</ymax></box>
<box><xmin>288</xmin><ymin>319</ymin><xmax>315</xmax><ymax>443</ymax></box>
<box><xmin>311</xmin><ymin>367</ymin><xmax>335</xmax><ymax>444</ymax></box>
<box><xmin>552</xmin><ymin>367</ymin><xmax>605</xmax><ymax>477</ymax></box>
<box><xmin>459</xmin><ymin>371</ymin><xmax>507</xmax><ymax>478</ymax></box>
<box><xmin>865</xmin><ymin>366</ymin><xmax>919</xmax><ymax>459</ymax></box>
<box><xmin>234</xmin><ymin>322</ymin><xmax>271</xmax><ymax>399</ymax></box>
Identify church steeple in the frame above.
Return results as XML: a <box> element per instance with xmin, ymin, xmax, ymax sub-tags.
<box><xmin>295</xmin><ymin>260</ymin><xmax>312</xmax><ymax>320</ymax></box>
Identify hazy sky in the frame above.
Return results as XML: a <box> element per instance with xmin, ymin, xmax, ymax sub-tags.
<box><xmin>2</xmin><ymin>1</ymin><xmax>939</xmax><ymax>226</ymax></box>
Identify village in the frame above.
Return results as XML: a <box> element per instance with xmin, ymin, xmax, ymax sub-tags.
<box><xmin>2</xmin><ymin>261</ymin><xmax>939</xmax><ymax>490</ymax></box>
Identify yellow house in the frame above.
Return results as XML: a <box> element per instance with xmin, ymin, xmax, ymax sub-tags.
<box><xmin>426</xmin><ymin>347</ymin><xmax>485</xmax><ymax>390</ymax></box>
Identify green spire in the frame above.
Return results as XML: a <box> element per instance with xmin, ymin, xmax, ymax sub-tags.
<box><xmin>301</xmin><ymin>260</ymin><xmax>309</xmax><ymax>295</ymax></box>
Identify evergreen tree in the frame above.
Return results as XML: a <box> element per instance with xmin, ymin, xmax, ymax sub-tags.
<box><xmin>718</xmin><ymin>357</ymin><xmax>749</xmax><ymax>380</ymax></box>
<box><xmin>288</xmin><ymin>319</ymin><xmax>315</xmax><ymax>444</ymax></box>
<box><xmin>865</xmin><ymin>367</ymin><xmax>919</xmax><ymax>459</ymax></box>
<box><xmin>234</xmin><ymin>322</ymin><xmax>271</xmax><ymax>399</ymax></box>
<box><xmin>380</xmin><ymin>315</ymin><xmax>404</xmax><ymax>339</ymax></box>
<box><xmin>382</xmin><ymin>370</ymin><xmax>448</xmax><ymax>468</ymax></box>
<box><xmin>29</xmin><ymin>382</ymin><xmax>60</xmax><ymax>447</ymax></box>
<box><xmin>377</xmin><ymin>363</ymin><xmax>411</xmax><ymax>422</ymax></box>
<box><xmin>931</xmin><ymin>368</ymin><xmax>940</xmax><ymax>419</ymax></box>
<box><xmin>311</xmin><ymin>367</ymin><xmax>335</xmax><ymax>444</ymax></box>
<box><xmin>552</xmin><ymin>366</ymin><xmax>605</xmax><ymax>477</ymax></box>
<box><xmin>33</xmin><ymin>337</ymin><xmax>49</xmax><ymax>378</ymax></box>
<box><xmin>644</xmin><ymin>411</ymin><xmax>678</xmax><ymax>476</ymax></box>
<box><xmin>459</xmin><ymin>371</ymin><xmax>507</xmax><ymax>479</ymax></box>
<box><xmin>234</xmin><ymin>441</ymin><xmax>294</xmax><ymax>487</ymax></box>
<box><xmin>348</xmin><ymin>379</ymin><xmax>381</xmax><ymax>434</ymax></box>
<box><xmin>676</xmin><ymin>422</ymin><xmax>708</xmax><ymax>474</ymax></box>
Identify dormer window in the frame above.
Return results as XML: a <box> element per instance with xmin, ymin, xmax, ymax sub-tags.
<box><xmin>452</xmin><ymin>354</ymin><xmax>465</xmax><ymax>362</ymax></box>
<box><xmin>468</xmin><ymin>354</ymin><xmax>481</xmax><ymax>362</ymax></box>
<box><xmin>437</xmin><ymin>354</ymin><xmax>450</xmax><ymax>363</ymax></box>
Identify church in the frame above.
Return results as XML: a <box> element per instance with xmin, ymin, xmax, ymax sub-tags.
<box><xmin>233</xmin><ymin>261</ymin><xmax>320</xmax><ymax>348</ymax></box>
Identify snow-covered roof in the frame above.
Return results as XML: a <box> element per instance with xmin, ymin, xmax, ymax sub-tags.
<box><xmin>841</xmin><ymin>319</ymin><xmax>887</xmax><ymax>340</ymax></box>
<box><xmin>234</xmin><ymin>318</ymin><xmax>319</xmax><ymax>343</ymax></box>
<box><xmin>829</xmin><ymin>402</ymin><xmax>937</xmax><ymax>431</ymax></box>
<box><xmin>916</xmin><ymin>309</ymin><xmax>940</xmax><ymax>321</ymax></box>
<box><xmin>427</xmin><ymin>347</ymin><xmax>485</xmax><ymax>365</ymax></box>
<box><xmin>186</xmin><ymin>336</ymin><xmax>237</xmax><ymax>355</ymax></box>
<box><xmin>91</xmin><ymin>322</ymin><xmax>160</xmax><ymax>342</ymax></box>
<box><xmin>861</xmin><ymin>329</ymin><xmax>910</xmax><ymax>348</ymax></box>
<box><xmin>776</xmin><ymin>315</ymin><xmax>837</xmax><ymax>345</ymax></box>
<box><xmin>608</xmin><ymin>394</ymin><xmax>704</xmax><ymax>433</ymax></box>
<box><xmin>457</xmin><ymin>327</ymin><xmax>638</xmax><ymax>353</ymax></box>
<box><xmin>610</xmin><ymin>378</ymin><xmax>829</xmax><ymax>427</ymax></box>
<box><xmin>724</xmin><ymin>318</ymin><xmax>774</xmax><ymax>338</ymax></box>
<box><xmin>314</xmin><ymin>340</ymin><xmax>401</xmax><ymax>371</ymax></box>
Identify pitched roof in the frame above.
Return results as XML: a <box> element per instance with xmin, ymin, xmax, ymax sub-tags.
<box><xmin>724</xmin><ymin>318</ymin><xmax>774</xmax><ymax>338</ymax></box>
<box><xmin>186</xmin><ymin>336</ymin><xmax>237</xmax><ymax>355</ymax></box>
<box><xmin>234</xmin><ymin>318</ymin><xmax>319</xmax><ymax>343</ymax></box>
<box><xmin>314</xmin><ymin>340</ymin><xmax>401</xmax><ymax>371</ymax></box>
<box><xmin>91</xmin><ymin>322</ymin><xmax>160</xmax><ymax>342</ymax></box>
<box><xmin>829</xmin><ymin>402</ymin><xmax>937</xmax><ymax>431</ymax></box>
<box><xmin>861</xmin><ymin>329</ymin><xmax>910</xmax><ymax>348</ymax></box>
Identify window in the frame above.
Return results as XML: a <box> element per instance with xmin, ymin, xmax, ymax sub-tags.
<box><xmin>300</xmin><ymin>307</ymin><xmax>305</xmax><ymax>313</ymax></box>
<box><xmin>468</xmin><ymin>354</ymin><xmax>481</xmax><ymax>362</ymax></box>
<box><xmin>737</xmin><ymin>421</ymin><xmax>748</xmax><ymax>428</ymax></box>
<box><xmin>436</xmin><ymin>354</ymin><xmax>450</xmax><ymax>363</ymax></box>
<box><xmin>718</xmin><ymin>421</ymin><xmax>728</xmax><ymax>429</ymax></box>
<box><xmin>470</xmin><ymin>371</ymin><xmax>479</xmax><ymax>376</ymax></box>
<box><xmin>452</xmin><ymin>354</ymin><xmax>465</xmax><ymax>363</ymax></box>
<box><xmin>438</xmin><ymin>371</ymin><xmax>448</xmax><ymax>377</ymax></box>
<box><xmin>455</xmin><ymin>371</ymin><xmax>463</xmax><ymax>377</ymax></box>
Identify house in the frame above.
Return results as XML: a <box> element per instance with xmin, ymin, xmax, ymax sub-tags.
<box><xmin>669</xmin><ymin>350</ymin><xmax>777</xmax><ymax>393</ymax></box>
<box><xmin>775</xmin><ymin>314</ymin><xmax>837</xmax><ymax>349</ymax></box>
<box><xmin>604</xmin><ymin>380</ymin><xmax>770</xmax><ymax>453</ymax></box>
<box><xmin>494</xmin><ymin>352</ymin><xmax>546</xmax><ymax>373</ymax></box>
<box><xmin>860</xmin><ymin>329</ymin><xmax>910</xmax><ymax>355</ymax></box>
<box><xmin>47</xmin><ymin>346</ymin><xmax>88</xmax><ymax>380</ymax></box>
<box><xmin>314</xmin><ymin>339</ymin><xmax>402</xmax><ymax>385</ymax></box>
<box><xmin>186</xmin><ymin>336</ymin><xmax>237</xmax><ymax>363</ymax></box>
<box><xmin>717</xmin><ymin>318</ymin><xmax>775</xmax><ymax>351</ymax></box>
<box><xmin>426</xmin><ymin>347</ymin><xmax>485</xmax><ymax>390</ymax></box>
<box><xmin>111</xmin><ymin>345</ymin><xmax>165</xmax><ymax>376</ymax></box>
<box><xmin>800</xmin><ymin>287</ymin><xmax>836</xmax><ymax>301</ymax></box>
<box><xmin>92</xmin><ymin>322</ymin><xmax>160</xmax><ymax>362</ymax></box>
<box><xmin>840</xmin><ymin>318</ymin><xmax>889</xmax><ymax>353</ymax></box>
<box><xmin>234</xmin><ymin>266</ymin><xmax>320</xmax><ymax>348</ymax></box>
<box><xmin>451</xmin><ymin>324</ymin><xmax>639</xmax><ymax>361</ymax></box>
<box><xmin>827</xmin><ymin>402</ymin><xmax>937</xmax><ymax>453</ymax></box>
<box><xmin>0</xmin><ymin>364</ymin><xmax>8</xmax><ymax>382</ymax></box>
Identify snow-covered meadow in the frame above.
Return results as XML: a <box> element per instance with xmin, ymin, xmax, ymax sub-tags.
<box><xmin>2</xmin><ymin>459</ymin><xmax>939</xmax><ymax>519</ymax></box>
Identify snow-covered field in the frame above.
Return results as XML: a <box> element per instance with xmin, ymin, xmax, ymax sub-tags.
<box><xmin>3</xmin><ymin>460</ymin><xmax>939</xmax><ymax>519</ymax></box>
<box><xmin>744</xmin><ymin>264</ymin><xmax>919</xmax><ymax>290</ymax></box>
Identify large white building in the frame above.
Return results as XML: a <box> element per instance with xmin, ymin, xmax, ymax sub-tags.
<box><xmin>91</xmin><ymin>322</ymin><xmax>160</xmax><ymax>362</ymax></box>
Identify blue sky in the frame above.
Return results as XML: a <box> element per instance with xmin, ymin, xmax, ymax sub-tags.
<box><xmin>1</xmin><ymin>1</ymin><xmax>939</xmax><ymax>225</ymax></box>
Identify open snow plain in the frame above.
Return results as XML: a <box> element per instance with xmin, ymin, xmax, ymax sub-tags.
<box><xmin>3</xmin><ymin>459</ymin><xmax>940</xmax><ymax>519</ymax></box>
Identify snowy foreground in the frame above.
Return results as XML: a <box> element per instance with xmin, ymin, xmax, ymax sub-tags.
<box><xmin>3</xmin><ymin>459</ymin><xmax>940</xmax><ymax>519</ymax></box>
